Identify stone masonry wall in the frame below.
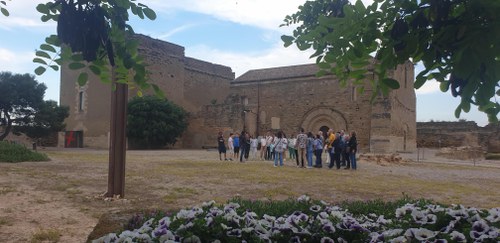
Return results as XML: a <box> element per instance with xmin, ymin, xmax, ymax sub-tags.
<box><xmin>416</xmin><ymin>121</ymin><xmax>500</xmax><ymax>153</ymax></box>
<box><xmin>226</xmin><ymin>75</ymin><xmax>374</xmax><ymax>152</ymax></box>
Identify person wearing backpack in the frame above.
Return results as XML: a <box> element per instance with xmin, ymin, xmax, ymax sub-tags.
<box><xmin>273</xmin><ymin>131</ymin><xmax>286</xmax><ymax>167</ymax></box>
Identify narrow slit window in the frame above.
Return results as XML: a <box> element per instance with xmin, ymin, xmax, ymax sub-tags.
<box><xmin>79</xmin><ymin>91</ymin><xmax>84</xmax><ymax>112</ymax></box>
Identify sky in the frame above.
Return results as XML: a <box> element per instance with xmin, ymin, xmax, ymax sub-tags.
<box><xmin>0</xmin><ymin>0</ymin><xmax>491</xmax><ymax>126</ymax></box>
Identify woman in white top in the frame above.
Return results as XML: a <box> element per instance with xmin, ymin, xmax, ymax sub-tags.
<box><xmin>259</xmin><ymin>135</ymin><xmax>267</xmax><ymax>160</ymax></box>
<box><xmin>273</xmin><ymin>131</ymin><xmax>287</xmax><ymax>167</ymax></box>
<box><xmin>250</xmin><ymin>135</ymin><xmax>258</xmax><ymax>160</ymax></box>
<box><xmin>227</xmin><ymin>133</ymin><xmax>234</xmax><ymax>161</ymax></box>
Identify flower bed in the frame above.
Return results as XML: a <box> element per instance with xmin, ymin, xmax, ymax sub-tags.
<box><xmin>92</xmin><ymin>196</ymin><xmax>500</xmax><ymax>242</ymax></box>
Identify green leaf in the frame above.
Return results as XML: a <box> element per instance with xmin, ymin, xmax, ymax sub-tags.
<box><xmin>281</xmin><ymin>35</ymin><xmax>294</xmax><ymax>47</ymax></box>
<box><xmin>77</xmin><ymin>72</ymin><xmax>88</xmax><ymax>86</ymax></box>
<box><xmin>36</xmin><ymin>4</ymin><xmax>49</xmax><ymax>14</ymax></box>
<box><xmin>50</xmin><ymin>65</ymin><xmax>59</xmax><ymax>71</ymax></box>
<box><xmin>1</xmin><ymin>7</ymin><xmax>9</xmax><ymax>16</ymax></box>
<box><xmin>137</xmin><ymin>90</ymin><xmax>143</xmax><ymax>97</ymax></box>
<box><xmin>89</xmin><ymin>65</ymin><xmax>101</xmax><ymax>75</ymax></box>
<box><xmin>454</xmin><ymin>104</ymin><xmax>462</xmax><ymax>118</ymax></box>
<box><xmin>33</xmin><ymin>58</ymin><xmax>47</xmax><ymax>65</ymax></box>
<box><xmin>318</xmin><ymin>62</ymin><xmax>330</xmax><ymax>69</ymax></box>
<box><xmin>69</xmin><ymin>62</ymin><xmax>85</xmax><ymax>70</ymax></box>
<box><xmin>34</xmin><ymin>66</ymin><xmax>46</xmax><ymax>75</ymax></box>
<box><xmin>36</xmin><ymin>51</ymin><xmax>51</xmax><ymax>59</ymax></box>
<box><xmin>70</xmin><ymin>54</ymin><xmax>84</xmax><ymax>62</ymax></box>
<box><xmin>439</xmin><ymin>81</ymin><xmax>449</xmax><ymax>92</ymax></box>
<box><xmin>143</xmin><ymin>8</ymin><xmax>156</xmax><ymax>20</ymax></box>
<box><xmin>40</xmin><ymin>15</ymin><xmax>51</xmax><ymax>22</ymax></box>
<box><xmin>45</xmin><ymin>35</ymin><xmax>60</xmax><ymax>46</ymax></box>
<box><xmin>381</xmin><ymin>78</ymin><xmax>400</xmax><ymax>89</ymax></box>
<box><xmin>40</xmin><ymin>44</ymin><xmax>57</xmax><ymax>53</ymax></box>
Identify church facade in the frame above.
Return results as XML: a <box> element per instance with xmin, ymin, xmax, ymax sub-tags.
<box><xmin>59</xmin><ymin>35</ymin><xmax>416</xmax><ymax>153</ymax></box>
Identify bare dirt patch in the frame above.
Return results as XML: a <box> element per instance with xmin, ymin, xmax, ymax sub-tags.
<box><xmin>0</xmin><ymin>148</ymin><xmax>499</xmax><ymax>242</ymax></box>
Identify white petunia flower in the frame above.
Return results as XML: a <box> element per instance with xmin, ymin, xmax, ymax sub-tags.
<box><xmin>310</xmin><ymin>205</ymin><xmax>322</xmax><ymax>213</ymax></box>
<box><xmin>389</xmin><ymin>236</ymin><xmax>407</xmax><ymax>243</ymax></box>
<box><xmin>320</xmin><ymin>237</ymin><xmax>335</xmax><ymax>243</ymax></box>
<box><xmin>449</xmin><ymin>231</ymin><xmax>466</xmax><ymax>243</ymax></box>
<box><xmin>376</xmin><ymin>215</ymin><xmax>392</xmax><ymax>225</ymax></box>
<box><xmin>297</xmin><ymin>195</ymin><xmax>311</xmax><ymax>202</ymax></box>
<box><xmin>413</xmin><ymin>228</ymin><xmax>437</xmax><ymax>241</ymax></box>
<box><xmin>202</xmin><ymin>200</ymin><xmax>216</xmax><ymax>208</ymax></box>
<box><xmin>486</xmin><ymin>208</ymin><xmax>500</xmax><ymax>223</ymax></box>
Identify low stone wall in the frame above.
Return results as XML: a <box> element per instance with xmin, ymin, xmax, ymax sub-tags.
<box><xmin>417</xmin><ymin>121</ymin><xmax>500</xmax><ymax>153</ymax></box>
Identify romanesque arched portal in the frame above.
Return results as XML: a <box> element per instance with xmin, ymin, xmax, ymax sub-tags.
<box><xmin>300</xmin><ymin>107</ymin><xmax>348</xmax><ymax>134</ymax></box>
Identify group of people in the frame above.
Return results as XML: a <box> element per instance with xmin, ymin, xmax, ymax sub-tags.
<box><xmin>217</xmin><ymin>128</ymin><xmax>358</xmax><ymax>170</ymax></box>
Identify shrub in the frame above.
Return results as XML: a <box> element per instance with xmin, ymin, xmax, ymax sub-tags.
<box><xmin>0</xmin><ymin>141</ymin><xmax>50</xmax><ymax>162</ymax></box>
<box><xmin>485</xmin><ymin>153</ymin><xmax>500</xmax><ymax>160</ymax></box>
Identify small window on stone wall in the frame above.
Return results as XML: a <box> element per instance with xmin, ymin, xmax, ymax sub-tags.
<box><xmin>78</xmin><ymin>91</ymin><xmax>84</xmax><ymax>112</ymax></box>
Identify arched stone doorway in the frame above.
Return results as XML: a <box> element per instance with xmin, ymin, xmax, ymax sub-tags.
<box><xmin>300</xmin><ymin>107</ymin><xmax>348</xmax><ymax>134</ymax></box>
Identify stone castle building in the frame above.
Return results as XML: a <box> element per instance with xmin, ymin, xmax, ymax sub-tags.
<box><xmin>60</xmin><ymin>35</ymin><xmax>417</xmax><ymax>153</ymax></box>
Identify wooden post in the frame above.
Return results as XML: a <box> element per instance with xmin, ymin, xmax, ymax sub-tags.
<box><xmin>106</xmin><ymin>80</ymin><xmax>128</xmax><ymax>198</ymax></box>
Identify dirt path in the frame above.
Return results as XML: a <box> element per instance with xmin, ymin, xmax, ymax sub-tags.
<box><xmin>0</xmin><ymin>148</ymin><xmax>499</xmax><ymax>242</ymax></box>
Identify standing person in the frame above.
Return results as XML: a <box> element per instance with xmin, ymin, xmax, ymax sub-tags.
<box><xmin>296</xmin><ymin>128</ymin><xmax>308</xmax><ymax>168</ymax></box>
<box><xmin>343</xmin><ymin>135</ymin><xmax>351</xmax><ymax>169</ymax></box>
<box><xmin>244</xmin><ymin>132</ymin><xmax>251</xmax><ymax>161</ymax></box>
<box><xmin>288</xmin><ymin>134</ymin><xmax>297</xmax><ymax>164</ymax></box>
<box><xmin>348</xmin><ymin>131</ymin><xmax>358</xmax><ymax>170</ymax></box>
<box><xmin>265</xmin><ymin>131</ymin><xmax>274</xmax><ymax>160</ymax></box>
<box><xmin>326</xmin><ymin>129</ymin><xmax>335</xmax><ymax>167</ymax></box>
<box><xmin>240</xmin><ymin>131</ymin><xmax>247</xmax><ymax>162</ymax></box>
<box><xmin>339</xmin><ymin>130</ymin><xmax>346</xmax><ymax>166</ymax></box>
<box><xmin>250</xmin><ymin>135</ymin><xmax>258</xmax><ymax>160</ymax></box>
<box><xmin>306</xmin><ymin>132</ymin><xmax>314</xmax><ymax>168</ymax></box>
<box><xmin>282</xmin><ymin>133</ymin><xmax>288</xmax><ymax>161</ymax></box>
<box><xmin>313</xmin><ymin>134</ymin><xmax>323</xmax><ymax>168</ymax></box>
<box><xmin>227</xmin><ymin>133</ymin><xmax>234</xmax><ymax>161</ymax></box>
<box><xmin>217</xmin><ymin>131</ymin><xmax>227</xmax><ymax>161</ymax></box>
<box><xmin>259</xmin><ymin>134</ymin><xmax>267</xmax><ymax>160</ymax></box>
<box><xmin>273</xmin><ymin>131</ymin><xmax>286</xmax><ymax>167</ymax></box>
<box><xmin>330</xmin><ymin>132</ymin><xmax>342</xmax><ymax>169</ymax></box>
<box><xmin>233</xmin><ymin>133</ymin><xmax>240</xmax><ymax>160</ymax></box>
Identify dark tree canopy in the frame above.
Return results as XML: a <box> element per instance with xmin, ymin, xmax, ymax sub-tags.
<box><xmin>127</xmin><ymin>96</ymin><xmax>188</xmax><ymax>149</ymax></box>
<box><xmin>14</xmin><ymin>100</ymin><xmax>69</xmax><ymax>141</ymax></box>
<box><xmin>0</xmin><ymin>72</ymin><xmax>68</xmax><ymax>141</ymax></box>
<box><xmin>281</xmin><ymin>0</ymin><xmax>500</xmax><ymax>123</ymax></box>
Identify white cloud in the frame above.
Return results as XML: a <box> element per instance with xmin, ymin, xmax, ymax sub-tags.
<box><xmin>0</xmin><ymin>48</ymin><xmax>36</xmax><ymax>73</ymax></box>
<box><xmin>415</xmin><ymin>80</ymin><xmax>441</xmax><ymax>95</ymax></box>
<box><xmin>0</xmin><ymin>1</ymin><xmax>53</xmax><ymax>30</ymax></box>
<box><xmin>185</xmin><ymin>41</ymin><xmax>314</xmax><ymax>77</ymax></box>
<box><xmin>156</xmin><ymin>23</ymin><xmax>198</xmax><ymax>39</ymax></box>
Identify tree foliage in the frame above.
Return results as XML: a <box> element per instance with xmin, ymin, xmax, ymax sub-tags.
<box><xmin>281</xmin><ymin>0</ymin><xmax>500</xmax><ymax>123</ymax></box>
<box><xmin>0</xmin><ymin>72</ymin><xmax>69</xmax><ymax>141</ymax></box>
<box><xmin>33</xmin><ymin>0</ymin><xmax>162</xmax><ymax>96</ymax></box>
<box><xmin>14</xmin><ymin>100</ymin><xmax>69</xmax><ymax>141</ymax></box>
<box><xmin>127</xmin><ymin>96</ymin><xmax>188</xmax><ymax>149</ymax></box>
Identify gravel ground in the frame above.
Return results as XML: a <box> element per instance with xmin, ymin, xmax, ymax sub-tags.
<box><xmin>0</xmin><ymin>148</ymin><xmax>499</xmax><ymax>242</ymax></box>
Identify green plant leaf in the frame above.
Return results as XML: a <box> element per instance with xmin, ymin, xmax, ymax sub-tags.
<box><xmin>89</xmin><ymin>65</ymin><xmax>101</xmax><ymax>75</ymax></box>
<box><xmin>34</xmin><ymin>66</ymin><xmax>46</xmax><ymax>76</ymax></box>
<box><xmin>143</xmin><ymin>8</ymin><xmax>156</xmax><ymax>20</ymax></box>
<box><xmin>50</xmin><ymin>65</ymin><xmax>59</xmax><ymax>71</ymax></box>
<box><xmin>69</xmin><ymin>62</ymin><xmax>85</xmax><ymax>70</ymax></box>
<box><xmin>381</xmin><ymin>78</ymin><xmax>400</xmax><ymax>89</ymax></box>
<box><xmin>1</xmin><ymin>7</ymin><xmax>9</xmax><ymax>16</ymax></box>
<box><xmin>77</xmin><ymin>72</ymin><xmax>88</xmax><ymax>86</ymax></box>
<box><xmin>40</xmin><ymin>44</ymin><xmax>57</xmax><ymax>53</ymax></box>
<box><xmin>281</xmin><ymin>35</ymin><xmax>295</xmax><ymax>47</ymax></box>
<box><xmin>33</xmin><ymin>58</ymin><xmax>47</xmax><ymax>65</ymax></box>
<box><xmin>36</xmin><ymin>4</ymin><xmax>49</xmax><ymax>14</ymax></box>
<box><xmin>35</xmin><ymin>51</ymin><xmax>51</xmax><ymax>59</ymax></box>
